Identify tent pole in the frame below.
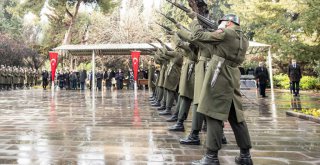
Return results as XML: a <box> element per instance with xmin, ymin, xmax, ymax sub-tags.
<box><xmin>267</xmin><ymin>47</ymin><xmax>273</xmax><ymax>91</ymax></box>
<box><xmin>92</xmin><ymin>50</ymin><xmax>95</xmax><ymax>96</ymax></box>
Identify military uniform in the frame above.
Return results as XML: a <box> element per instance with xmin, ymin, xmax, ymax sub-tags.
<box><xmin>148</xmin><ymin>59</ymin><xmax>156</xmax><ymax>97</ymax></box>
<box><xmin>168</xmin><ymin>34</ymin><xmax>197</xmax><ymax>131</ymax></box>
<box><xmin>159</xmin><ymin>38</ymin><xmax>183</xmax><ymax>115</ymax></box>
<box><xmin>0</xmin><ymin>66</ymin><xmax>4</xmax><ymax>90</ymax></box>
<box><xmin>191</xmin><ymin>14</ymin><xmax>252</xmax><ymax>165</ymax></box>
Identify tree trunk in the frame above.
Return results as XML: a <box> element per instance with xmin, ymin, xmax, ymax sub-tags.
<box><xmin>62</xmin><ymin>0</ymin><xmax>82</xmax><ymax>45</ymax></box>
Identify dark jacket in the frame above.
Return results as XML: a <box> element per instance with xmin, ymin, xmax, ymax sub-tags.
<box><xmin>288</xmin><ymin>64</ymin><xmax>302</xmax><ymax>82</ymax></box>
<box><xmin>79</xmin><ymin>70</ymin><xmax>87</xmax><ymax>82</ymax></box>
<box><xmin>255</xmin><ymin>66</ymin><xmax>269</xmax><ymax>84</ymax></box>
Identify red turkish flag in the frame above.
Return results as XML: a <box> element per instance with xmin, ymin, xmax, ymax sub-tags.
<box><xmin>131</xmin><ymin>51</ymin><xmax>141</xmax><ymax>81</ymax></box>
<box><xmin>49</xmin><ymin>52</ymin><xmax>58</xmax><ymax>81</ymax></box>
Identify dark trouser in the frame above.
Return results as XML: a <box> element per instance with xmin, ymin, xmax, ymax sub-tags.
<box><xmin>165</xmin><ymin>89</ymin><xmax>177</xmax><ymax>109</ymax></box>
<box><xmin>172</xmin><ymin>96</ymin><xmax>182</xmax><ymax>116</ymax></box>
<box><xmin>177</xmin><ymin>96</ymin><xmax>192</xmax><ymax>120</ymax></box>
<box><xmin>72</xmin><ymin>80</ymin><xmax>77</xmax><ymax>89</ymax></box>
<box><xmin>259</xmin><ymin>82</ymin><xmax>267</xmax><ymax>97</ymax></box>
<box><xmin>106</xmin><ymin>80</ymin><xmax>111</xmax><ymax>89</ymax></box>
<box><xmin>206</xmin><ymin>102</ymin><xmax>251</xmax><ymax>151</ymax></box>
<box><xmin>80</xmin><ymin>82</ymin><xmax>85</xmax><ymax>90</ymax></box>
<box><xmin>117</xmin><ymin>80</ymin><xmax>123</xmax><ymax>89</ymax></box>
<box><xmin>191</xmin><ymin>104</ymin><xmax>205</xmax><ymax>131</ymax></box>
<box><xmin>43</xmin><ymin>79</ymin><xmax>48</xmax><ymax>89</ymax></box>
<box><xmin>97</xmin><ymin>79</ymin><xmax>102</xmax><ymax>90</ymax></box>
<box><xmin>156</xmin><ymin>87</ymin><xmax>164</xmax><ymax>102</ymax></box>
<box><xmin>161</xmin><ymin>89</ymin><xmax>167</xmax><ymax>106</ymax></box>
<box><xmin>291</xmin><ymin>81</ymin><xmax>300</xmax><ymax>95</ymax></box>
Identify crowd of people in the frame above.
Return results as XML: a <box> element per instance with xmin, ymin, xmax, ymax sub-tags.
<box><xmin>0</xmin><ymin>65</ymin><xmax>38</xmax><ymax>90</ymax></box>
<box><xmin>42</xmin><ymin>68</ymin><xmax>149</xmax><ymax>91</ymax></box>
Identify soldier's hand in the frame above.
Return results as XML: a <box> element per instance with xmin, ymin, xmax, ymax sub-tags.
<box><xmin>187</xmin><ymin>11</ymin><xmax>196</xmax><ymax>19</ymax></box>
<box><xmin>167</xmin><ymin>31</ymin><xmax>175</xmax><ymax>35</ymax></box>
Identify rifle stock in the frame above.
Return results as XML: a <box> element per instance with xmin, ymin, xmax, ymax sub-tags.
<box><xmin>155</xmin><ymin>38</ymin><xmax>174</xmax><ymax>51</ymax></box>
<box><xmin>165</xmin><ymin>0</ymin><xmax>218</xmax><ymax>30</ymax></box>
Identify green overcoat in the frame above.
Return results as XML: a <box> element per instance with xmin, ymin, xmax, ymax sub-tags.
<box><xmin>191</xmin><ymin>20</ymin><xmax>249</xmax><ymax>122</ymax></box>
<box><xmin>162</xmin><ymin>48</ymin><xmax>183</xmax><ymax>92</ymax></box>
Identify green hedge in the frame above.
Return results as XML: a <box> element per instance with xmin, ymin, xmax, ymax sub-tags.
<box><xmin>273</xmin><ymin>74</ymin><xmax>320</xmax><ymax>90</ymax></box>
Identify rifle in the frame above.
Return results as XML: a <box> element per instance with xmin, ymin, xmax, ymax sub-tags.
<box><xmin>155</xmin><ymin>38</ymin><xmax>174</xmax><ymax>51</ymax></box>
<box><xmin>165</xmin><ymin>0</ymin><xmax>218</xmax><ymax>30</ymax></box>
<box><xmin>156</xmin><ymin>11</ymin><xmax>191</xmax><ymax>32</ymax></box>
<box><xmin>155</xmin><ymin>22</ymin><xmax>173</xmax><ymax>33</ymax></box>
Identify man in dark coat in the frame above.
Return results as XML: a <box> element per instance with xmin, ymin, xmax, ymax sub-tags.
<box><xmin>255</xmin><ymin>62</ymin><xmax>269</xmax><ymax>97</ymax></box>
<box><xmin>79</xmin><ymin>69</ymin><xmax>87</xmax><ymax>90</ymax></box>
<box><xmin>57</xmin><ymin>70</ymin><xmax>65</xmax><ymax>89</ymax></box>
<box><xmin>96</xmin><ymin>69</ymin><xmax>103</xmax><ymax>90</ymax></box>
<box><xmin>288</xmin><ymin>59</ymin><xmax>302</xmax><ymax>96</ymax></box>
<box><xmin>115</xmin><ymin>69</ymin><xmax>124</xmax><ymax>90</ymax></box>
<box><xmin>104</xmin><ymin>68</ymin><xmax>113</xmax><ymax>90</ymax></box>
<box><xmin>42</xmin><ymin>69</ymin><xmax>49</xmax><ymax>90</ymax></box>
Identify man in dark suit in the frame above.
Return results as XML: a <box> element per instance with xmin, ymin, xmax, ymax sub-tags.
<box><xmin>288</xmin><ymin>59</ymin><xmax>302</xmax><ymax>96</ymax></box>
<box><xmin>255</xmin><ymin>62</ymin><xmax>269</xmax><ymax>97</ymax></box>
<box><xmin>104</xmin><ymin>68</ymin><xmax>113</xmax><ymax>90</ymax></box>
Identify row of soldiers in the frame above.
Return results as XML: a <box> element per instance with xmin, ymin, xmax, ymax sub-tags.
<box><xmin>0</xmin><ymin>65</ymin><xmax>38</xmax><ymax>90</ymax></box>
<box><xmin>147</xmin><ymin>12</ymin><xmax>253</xmax><ymax>165</ymax></box>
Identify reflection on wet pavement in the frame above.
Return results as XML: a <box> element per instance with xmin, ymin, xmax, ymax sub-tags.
<box><xmin>0</xmin><ymin>89</ymin><xmax>319</xmax><ymax>164</ymax></box>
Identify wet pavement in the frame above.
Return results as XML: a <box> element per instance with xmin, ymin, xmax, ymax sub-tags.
<box><xmin>0</xmin><ymin>88</ymin><xmax>319</xmax><ymax>165</ymax></box>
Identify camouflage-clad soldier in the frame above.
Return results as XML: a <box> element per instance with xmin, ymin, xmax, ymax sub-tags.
<box><xmin>158</xmin><ymin>34</ymin><xmax>183</xmax><ymax>115</ymax></box>
<box><xmin>12</xmin><ymin>67</ymin><xmax>19</xmax><ymax>90</ymax></box>
<box><xmin>190</xmin><ymin>14</ymin><xmax>253</xmax><ymax>165</ymax></box>
<box><xmin>27</xmin><ymin>68</ymin><xmax>33</xmax><ymax>88</ymax></box>
<box><xmin>7</xmin><ymin>66</ymin><xmax>13</xmax><ymax>90</ymax></box>
<box><xmin>19</xmin><ymin>68</ymin><xmax>26</xmax><ymax>89</ymax></box>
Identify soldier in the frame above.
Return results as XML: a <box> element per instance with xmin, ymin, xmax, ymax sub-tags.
<box><xmin>190</xmin><ymin>14</ymin><xmax>253</xmax><ymax>165</ymax></box>
<box><xmin>176</xmin><ymin>18</ymin><xmax>228</xmax><ymax>146</ymax></box>
<box><xmin>158</xmin><ymin>35</ymin><xmax>183</xmax><ymax>116</ymax></box>
<box><xmin>13</xmin><ymin>67</ymin><xmax>19</xmax><ymax>90</ymax></box>
<box><xmin>3</xmin><ymin>66</ymin><xmax>8</xmax><ymax>90</ymax></box>
<box><xmin>150</xmin><ymin>49</ymin><xmax>168</xmax><ymax>107</ymax></box>
<box><xmin>148</xmin><ymin>58</ymin><xmax>156</xmax><ymax>99</ymax></box>
<box><xmin>0</xmin><ymin>65</ymin><xmax>4</xmax><ymax>90</ymax></box>
<box><xmin>19</xmin><ymin>68</ymin><xmax>25</xmax><ymax>89</ymax></box>
<box><xmin>167</xmin><ymin>33</ymin><xmax>197</xmax><ymax>131</ymax></box>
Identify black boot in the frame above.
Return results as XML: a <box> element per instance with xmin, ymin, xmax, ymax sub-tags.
<box><xmin>166</xmin><ymin>114</ymin><xmax>178</xmax><ymax>122</ymax></box>
<box><xmin>168</xmin><ymin>120</ymin><xmax>185</xmax><ymax>131</ymax></box>
<box><xmin>192</xmin><ymin>149</ymin><xmax>220</xmax><ymax>165</ymax></box>
<box><xmin>157</xmin><ymin>105</ymin><xmax>166</xmax><ymax>111</ymax></box>
<box><xmin>222</xmin><ymin>132</ymin><xmax>227</xmax><ymax>144</ymax></box>
<box><xmin>151</xmin><ymin>101</ymin><xmax>161</xmax><ymax>107</ymax></box>
<box><xmin>180</xmin><ymin>130</ymin><xmax>200</xmax><ymax>145</ymax></box>
<box><xmin>235</xmin><ymin>149</ymin><xmax>253</xmax><ymax>165</ymax></box>
<box><xmin>159</xmin><ymin>108</ymin><xmax>171</xmax><ymax>115</ymax></box>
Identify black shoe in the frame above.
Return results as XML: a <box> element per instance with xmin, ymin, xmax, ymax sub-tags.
<box><xmin>159</xmin><ymin>109</ymin><xmax>171</xmax><ymax>115</ymax></box>
<box><xmin>157</xmin><ymin>106</ymin><xmax>166</xmax><ymax>111</ymax></box>
<box><xmin>222</xmin><ymin>134</ymin><xmax>227</xmax><ymax>144</ymax></box>
<box><xmin>168</xmin><ymin>121</ymin><xmax>185</xmax><ymax>132</ymax></box>
<box><xmin>192</xmin><ymin>151</ymin><xmax>220</xmax><ymax>165</ymax></box>
<box><xmin>180</xmin><ymin>131</ymin><xmax>200</xmax><ymax>145</ymax></box>
<box><xmin>151</xmin><ymin>102</ymin><xmax>161</xmax><ymax>107</ymax></box>
<box><xmin>235</xmin><ymin>149</ymin><xmax>253</xmax><ymax>165</ymax></box>
<box><xmin>166</xmin><ymin>115</ymin><xmax>178</xmax><ymax>122</ymax></box>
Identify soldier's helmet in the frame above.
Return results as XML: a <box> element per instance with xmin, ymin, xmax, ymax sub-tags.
<box><xmin>218</xmin><ymin>14</ymin><xmax>240</xmax><ymax>25</ymax></box>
